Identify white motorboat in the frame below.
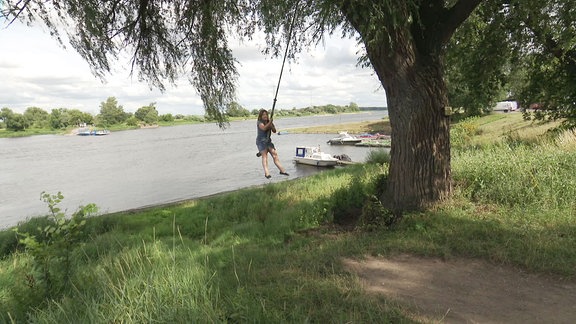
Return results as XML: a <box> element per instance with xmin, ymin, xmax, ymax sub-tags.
<box><xmin>293</xmin><ymin>146</ymin><xmax>339</xmax><ymax>167</ymax></box>
<box><xmin>326</xmin><ymin>131</ymin><xmax>362</xmax><ymax>145</ymax></box>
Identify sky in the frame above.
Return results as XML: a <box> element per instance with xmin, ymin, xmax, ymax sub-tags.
<box><xmin>0</xmin><ymin>20</ymin><xmax>387</xmax><ymax>117</ymax></box>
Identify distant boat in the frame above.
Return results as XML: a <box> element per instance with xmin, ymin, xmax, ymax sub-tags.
<box><xmin>293</xmin><ymin>146</ymin><xmax>340</xmax><ymax>167</ymax></box>
<box><xmin>355</xmin><ymin>138</ymin><xmax>391</xmax><ymax>147</ymax></box>
<box><xmin>77</xmin><ymin>128</ymin><xmax>110</xmax><ymax>136</ymax></box>
<box><xmin>357</xmin><ymin>133</ymin><xmax>390</xmax><ymax>140</ymax></box>
<box><xmin>326</xmin><ymin>131</ymin><xmax>362</xmax><ymax>145</ymax></box>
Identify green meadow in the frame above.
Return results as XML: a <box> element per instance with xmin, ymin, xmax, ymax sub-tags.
<box><xmin>1</xmin><ymin>113</ymin><xmax>575</xmax><ymax>323</ymax></box>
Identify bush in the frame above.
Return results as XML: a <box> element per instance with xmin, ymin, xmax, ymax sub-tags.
<box><xmin>14</xmin><ymin>192</ymin><xmax>98</xmax><ymax>298</ymax></box>
<box><xmin>358</xmin><ymin>195</ymin><xmax>395</xmax><ymax>231</ymax></box>
<box><xmin>451</xmin><ymin>117</ymin><xmax>480</xmax><ymax>150</ymax></box>
<box><xmin>125</xmin><ymin>116</ymin><xmax>139</xmax><ymax>126</ymax></box>
<box><xmin>330</xmin><ymin>177</ymin><xmax>367</xmax><ymax>226</ymax></box>
<box><xmin>366</xmin><ymin>149</ymin><xmax>390</xmax><ymax>164</ymax></box>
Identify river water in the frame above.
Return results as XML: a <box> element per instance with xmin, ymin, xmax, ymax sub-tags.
<box><xmin>0</xmin><ymin>111</ymin><xmax>388</xmax><ymax>229</ymax></box>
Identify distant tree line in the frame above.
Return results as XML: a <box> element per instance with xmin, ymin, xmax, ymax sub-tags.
<box><xmin>0</xmin><ymin>97</ymin><xmax>361</xmax><ymax>132</ymax></box>
<box><xmin>258</xmin><ymin>102</ymin><xmax>361</xmax><ymax>117</ymax></box>
<box><xmin>0</xmin><ymin>97</ymin><xmax>189</xmax><ymax>132</ymax></box>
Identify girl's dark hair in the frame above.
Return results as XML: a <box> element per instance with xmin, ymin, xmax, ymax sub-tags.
<box><xmin>257</xmin><ymin>109</ymin><xmax>269</xmax><ymax>121</ymax></box>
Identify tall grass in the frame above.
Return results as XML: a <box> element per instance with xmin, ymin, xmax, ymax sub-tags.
<box><xmin>453</xmin><ymin>143</ymin><xmax>576</xmax><ymax>209</ymax></box>
<box><xmin>1</xmin><ymin>164</ymin><xmax>408</xmax><ymax>323</ymax></box>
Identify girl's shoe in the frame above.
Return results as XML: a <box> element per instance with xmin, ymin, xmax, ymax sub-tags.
<box><xmin>280</xmin><ymin>172</ymin><xmax>289</xmax><ymax>176</ymax></box>
<box><xmin>265</xmin><ymin>174</ymin><xmax>272</xmax><ymax>179</ymax></box>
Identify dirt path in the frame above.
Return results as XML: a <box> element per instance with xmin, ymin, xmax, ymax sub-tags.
<box><xmin>343</xmin><ymin>254</ymin><xmax>576</xmax><ymax>323</ymax></box>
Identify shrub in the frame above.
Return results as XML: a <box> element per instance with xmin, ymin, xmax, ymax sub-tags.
<box><xmin>330</xmin><ymin>177</ymin><xmax>367</xmax><ymax>226</ymax></box>
<box><xmin>365</xmin><ymin>149</ymin><xmax>390</xmax><ymax>164</ymax></box>
<box><xmin>451</xmin><ymin>116</ymin><xmax>480</xmax><ymax>149</ymax></box>
<box><xmin>14</xmin><ymin>192</ymin><xmax>98</xmax><ymax>298</ymax></box>
<box><xmin>358</xmin><ymin>195</ymin><xmax>395</xmax><ymax>231</ymax></box>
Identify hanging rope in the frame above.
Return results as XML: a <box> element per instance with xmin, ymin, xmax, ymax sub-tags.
<box><xmin>269</xmin><ymin>2</ymin><xmax>300</xmax><ymax>123</ymax></box>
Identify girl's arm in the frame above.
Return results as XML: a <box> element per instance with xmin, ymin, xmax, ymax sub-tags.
<box><xmin>259</xmin><ymin>120</ymin><xmax>275</xmax><ymax>131</ymax></box>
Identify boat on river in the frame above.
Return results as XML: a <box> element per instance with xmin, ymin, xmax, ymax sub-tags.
<box><xmin>293</xmin><ymin>146</ymin><xmax>340</xmax><ymax>167</ymax></box>
<box><xmin>77</xmin><ymin>128</ymin><xmax>110</xmax><ymax>136</ymax></box>
<box><xmin>326</xmin><ymin>131</ymin><xmax>362</xmax><ymax>145</ymax></box>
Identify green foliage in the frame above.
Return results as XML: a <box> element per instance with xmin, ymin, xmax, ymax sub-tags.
<box><xmin>49</xmin><ymin>108</ymin><xmax>95</xmax><ymax>129</ymax></box>
<box><xmin>135</xmin><ymin>103</ymin><xmax>159</xmax><ymax>124</ymax></box>
<box><xmin>450</xmin><ymin>117</ymin><xmax>481</xmax><ymax>150</ymax></box>
<box><xmin>13</xmin><ymin>192</ymin><xmax>97</xmax><ymax>299</ymax></box>
<box><xmin>98</xmin><ymin>97</ymin><xmax>128</xmax><ymax>126</ymax></box>
<box><xmin>358</xmin><ymin>195</ymin><xmax>395</xmax><ymax>231</ymax></box>
<box><xmin>453</xmin><ymin>143</ymin><xmax>576</xmax><ymax>209</ymax></box>
<box><xmin>23</xmin><ymin>107</ymin><xmax>50</xmax><ymax>128</ymax></box>
<box><xmin>184</xmin><ymin>115</ymin><xmax>206</xmax><ymax>122</ymax></box>
<box><xmin>160</xmin><ymin>113</ymin><xmax>174</xmax><ymax>122</ymax></box>
<box><xmin>66</xmin><ymin>108</ymin><xmax>94</xmax><ymax>126</ymax></box>
<box><xmin>1</xmin><ymin>107</ymin><xmax>31</xmax><ymax>131</ymax></box>
<box><xmin>0</xmin><ymin>107</ymin><xmax>13</xmax><ymax>121</ymax></box>
<box><xmin>4</xmin><ymin>113</ymin><xmax>30</xmax><ymax>131</ymax></box>
<box><xmin>0</xmin><ymin>216</ymin><xmax>55</xmax><ymax>258</ymax></box>
<box><xmin>365</xmin><ymin>149</ymin><xmax>390</xmax><ymax>164</ymax></box>
<box><xmin>49</xmin><ymin>108</ymin><xmax>70</xmax><ymax>129</ymax></box>
<box><xmin>330</xmin><ymin>176</ymin><xmax>367</xmax><ymax>226</ymax></box>
<box><xmin>271</xmin><ymin>102</ymin><xmax>362</xmax><ymax>118</ymax></box>
<box><xmin>447</xmin><ymin>1</ymin><xmax>576</xmax><ymax>127</ymax></box>
<box><xmin>445</xmin><ymin>7</ymin><xmax>512</xmax><ymax>115</ymax></box>
<box><xmin>225</xmin><ymin>101</ymin><xmax>250</xmax><ymax>118</ymax></box>
<box><xmin>125</xmin><ymin>116</ymin><xmax>139</xmax><ymax>126</ymax></box>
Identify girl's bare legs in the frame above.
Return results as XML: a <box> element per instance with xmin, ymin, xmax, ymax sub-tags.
<box><xmin>269</xmin><ymin>148</ymin><xmax>286</xmax><ymax>173</ymax></box>
<box><xmin>261</xmin><ymin>149</ymin><xmax>271</xmax><ymax>177</ymax></box>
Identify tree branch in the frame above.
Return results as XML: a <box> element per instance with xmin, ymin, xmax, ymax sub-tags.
<box><xmin>6</xmin><ymin>0</ymin><xmax>33</xmax><ymax>26</ymax></box>
<box><xmin>439</xmin><ymin>0</ymin><xmax>484</xmax><ymax>44</ymax></box>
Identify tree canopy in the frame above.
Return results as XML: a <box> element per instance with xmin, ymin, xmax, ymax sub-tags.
<box><xmin>98</xmin><ymin>97</ymin><xmax>129</xmax><ymax>126</ymax></box>
<box><xmin>446</xmin><ymin>0</ymin><xmax>576</xmax><ymax>128</ymax></box>
<box><xmin>135</xmin><ymin>103</ymin><xmax>159</xmax><ymax>125</ymax></box>
<box><xmin>3</xmin><ymin>0</ymin><xmax>573</xmax><ymax>213</ymax></box>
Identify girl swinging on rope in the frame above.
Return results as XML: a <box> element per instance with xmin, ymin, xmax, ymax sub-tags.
<box><xmin>256</xmin><ymin>109</ymin><xmax>289</xmax><ymax>179</ymax></box>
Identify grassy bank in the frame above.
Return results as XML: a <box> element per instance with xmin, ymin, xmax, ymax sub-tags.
<box><xmin>1</xmin><ymin>113</ymin><xmax>575</xmax><ymax>322</ymax></box>
<box><xmin>286</xmin><ymin>119</ymin><xmax>392</xmax><ymax>135</ymax></box>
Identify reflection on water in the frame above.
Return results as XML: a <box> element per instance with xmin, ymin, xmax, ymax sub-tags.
<box><xmin>0</xmin><ymin>111</ymin><xmax>388</xmax><ymax>228</ymax></box>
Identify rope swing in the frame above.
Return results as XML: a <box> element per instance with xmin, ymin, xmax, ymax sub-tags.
<box><xmin>269</xmin><ymin>2</ymin><xmax>300</xmax><ymax>122</ymax></box>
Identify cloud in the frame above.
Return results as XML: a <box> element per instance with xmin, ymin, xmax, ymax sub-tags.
<box><xmin>0</xmin><ymin>22</ymin><xmax>387</xmax><ymax>116</ymax></box>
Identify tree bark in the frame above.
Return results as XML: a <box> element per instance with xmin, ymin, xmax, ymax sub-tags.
<box><xmin>339</xmin><ymin>1</ymin><xmax>482</xmax><ymax>213</ymax></box>
<box><xmin>367</xmin><ymin>35</ymin><xmax>452</xmax><ymax>212</ymax></box>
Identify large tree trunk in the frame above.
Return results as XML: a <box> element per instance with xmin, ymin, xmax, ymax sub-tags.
<box><xmin>367</xmin><ymin>33</ymin><xmax>452</xmax><ymax>213</ymax></box>
<box><xmin>338</xmin><ymin>0</ymin><xmax>482</xmax><ymax>213</ymax></box>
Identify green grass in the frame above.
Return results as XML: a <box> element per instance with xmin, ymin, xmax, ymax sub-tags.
<box><xmin>1</xmin><ymin>114</ymin><xmax>575</xmax><ymax>322</ymax></box>
<box><xmin>0</xmin><ymin>128</ymin><xmax>65</xmax><ymax>138</ymax></box>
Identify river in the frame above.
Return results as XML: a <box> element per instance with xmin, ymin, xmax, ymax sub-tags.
<box><xmin>0</xmin><ymin>111</ymin><xmax>388</xmax><ymax>229</ymax></box>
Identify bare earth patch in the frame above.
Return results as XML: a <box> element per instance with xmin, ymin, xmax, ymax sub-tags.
<box><xmin>343</xmin><ymin>254</ymin><xmax>576</xmax><ymax>323</ymax></box>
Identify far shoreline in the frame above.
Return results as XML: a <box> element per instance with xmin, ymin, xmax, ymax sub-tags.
<box><xmin>1</xmin><ymin>110</ymin><xmax>390</xmax><ymax>138</ymax></box>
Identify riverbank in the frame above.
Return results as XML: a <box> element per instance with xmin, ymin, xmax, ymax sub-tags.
<box><xmin>287</xmin><ymin>119</ymin><xmax>391</xmax><ymax>135</ymax></box>
<box><xmin>2</xmin><ymin>113</ymin><xmax>574</xmax><ymax>323</ymax></box>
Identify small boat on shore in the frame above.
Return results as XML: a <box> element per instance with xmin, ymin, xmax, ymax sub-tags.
<box><xmin>355</xmin><ymin>138</ymin><xmax>391</xmax><ymax>147</ymax></box>
<box><xmin>77</xmin><ymin>128</ymin><xmax>110</xmax><ymax>136</ymax></box>
<box><xmin>327</xmin><ymin>131</ymin><xmax>362</xmax><ymax>145</ymax></box>
<box><xmin>357</xmin><ymin>133</ymin><xmax>390</xmax><ymax>140</ymax></box>
<box><xmin>293</xmin><ymin>146</ymin><xmax>340</xmax><ymax>167</ymax></box>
